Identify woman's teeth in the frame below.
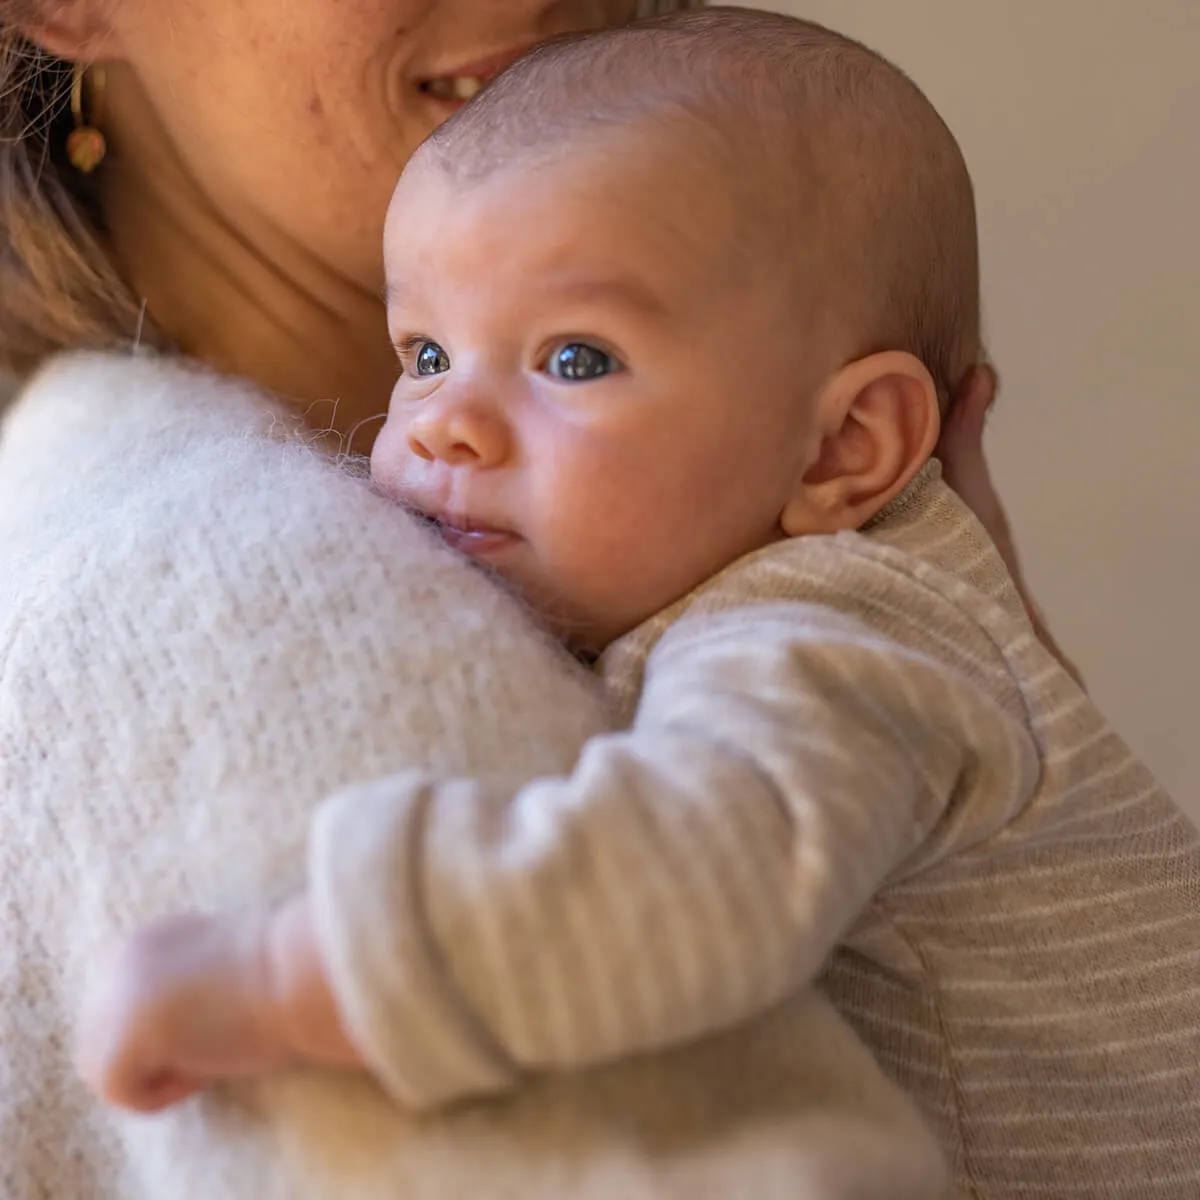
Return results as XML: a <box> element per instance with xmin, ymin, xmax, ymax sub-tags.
<box><xmin>422</xmin><ymin>77</ymin><xmax>486</xmax><ymax>101</ymax></box>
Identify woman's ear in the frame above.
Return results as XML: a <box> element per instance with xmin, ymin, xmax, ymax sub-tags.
<box><xmin>19</xmin><ymin>0</ymin><xmax>119</xmax><ymax>61</ymax></box>
<box><xmin>781</xmin><ymin>351</ymin><xmax>941</xmax><ymax>537</ymax></box>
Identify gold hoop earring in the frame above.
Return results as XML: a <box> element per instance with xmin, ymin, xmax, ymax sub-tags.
<box><xmin>67</xmin><ymin>63</ymin><xmax>107</xmax><ymax>174</ymax></box>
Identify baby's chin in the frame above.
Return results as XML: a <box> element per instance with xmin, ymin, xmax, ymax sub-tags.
<box><xmin>544</xmin><ymin>605</ymin><xmax>643</xmax><ymax>660</ymax></box>
<box><xmin>487</xmin><ymin>576</ymin><xmax>617</xmax><ymax>657</ymax></box>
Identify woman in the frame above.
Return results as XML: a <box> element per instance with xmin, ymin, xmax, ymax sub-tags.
<box><xmin>0</xmin><ymin>1</ymin><xmax>1071</xmax><ymax>1196</ymax></box>
<box><xmin>0</xmin><ymin>0</ymin><xmax>1060</xmax><ymax>629</ymax></box>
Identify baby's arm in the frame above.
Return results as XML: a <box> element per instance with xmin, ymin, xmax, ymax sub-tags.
<box><xmin>81</xmin><ymin>602</ymin><xmax>1037</xmax><ymax>1113</ymax></box>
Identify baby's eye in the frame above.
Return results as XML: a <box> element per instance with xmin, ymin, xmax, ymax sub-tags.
<box><xmin>415</xmin><ymin>341</ymin><xmax>450</xmax><ymax>377</ymax></box>
<box><xmin>546</xmin><ymin>342</ymin><xmax>622</xmax><ymax>382</ymax></box>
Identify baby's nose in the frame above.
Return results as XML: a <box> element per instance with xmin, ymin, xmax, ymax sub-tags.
<box><xmin>406</xmin><ymin>401</ymin><xmax>509</xmax><ymax>468</ymax></box>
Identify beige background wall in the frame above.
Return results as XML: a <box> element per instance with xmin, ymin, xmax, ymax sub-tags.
<box><xmin>751</xmin><ymin>0</ymin><xmax>1200</xmax><ymax>817</ymax></box>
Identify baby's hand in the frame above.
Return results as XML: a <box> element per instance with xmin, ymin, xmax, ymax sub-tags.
<box><xmin>77</xmin><ymin>910</ymin><xmax>291</xmax><ymax>1112</ymax></box>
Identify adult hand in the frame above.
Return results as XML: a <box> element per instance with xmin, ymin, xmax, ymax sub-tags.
<box><xmin>937</xmin><ymin>366</ymin><xmax>1020</xmax><ymax>575</ymax></box>
<box><xmin>938</xmin><ymin>366</ymin><xmax>1083</xmax><ymax>686</ymax></box>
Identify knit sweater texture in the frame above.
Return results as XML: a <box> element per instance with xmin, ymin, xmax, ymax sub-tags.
<box><xmin>0</xmin><ymin>352</ymin><xmax>946</xmax><ymax>1200</ymax></box>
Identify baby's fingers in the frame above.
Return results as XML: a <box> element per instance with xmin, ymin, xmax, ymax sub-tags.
<box><xmin>75</xmin><ymin>915</ymin><xmax>207</xmax><ymax>1110</ymax></box>
<box><xmin>135</xmin><ymin>1067</ymin><xmax>206</xmax><ymax>1113</ymax></box>
<box><xmin>75</xmin><ymin>966</ymin><xmax>155</xmax><ymax>1109</ymax></box>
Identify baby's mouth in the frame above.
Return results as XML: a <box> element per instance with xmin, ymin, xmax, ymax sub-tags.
<box><xmin>435</xmin><ymin>520</ymin><xmax>520</xmax><ymax>561</ymax></box>
<box><xmin>414</xmin><ymin>507</ymin><xmax>520</xmax><ymax>561</ymax></box>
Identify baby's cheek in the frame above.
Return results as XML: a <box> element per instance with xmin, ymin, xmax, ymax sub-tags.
<box><xmin>573</xmin><ymin>507</ymin><xmax>673</xmax><ymax>622</ymax></box>
<box><xmin>531</xmin><ymin>443</ymin><xmax>659</xmax><ymax>589</ymax></box>
<box><xmin>368</xmin><ymin>416</ymin><xmax>411</xmax><ymax>494</ymax></box>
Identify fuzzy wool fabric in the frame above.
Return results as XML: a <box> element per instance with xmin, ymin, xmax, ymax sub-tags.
<box><xmin>0</xmin><ymin>352</ymin><xmax>948</xmax><ymax>1200</ymax></box>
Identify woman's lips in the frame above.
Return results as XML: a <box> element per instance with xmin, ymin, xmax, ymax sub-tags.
<box><xmin>420</xmin><ymin>76</ymin><xmax>487</xmax><ymax>102</ymax></box>
<box><xmin>417</xmin><ymin>44</ymin><xmax>535</xmax><ymax>110</ymax></box>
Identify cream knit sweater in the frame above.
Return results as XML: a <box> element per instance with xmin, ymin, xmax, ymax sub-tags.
<box><xmin>0</xmin><ymin>352</ymin><xmax>947</xmax><ymax>1200</ymax></box>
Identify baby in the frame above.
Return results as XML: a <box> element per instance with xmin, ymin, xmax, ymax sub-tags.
<box><xmin>80</xmin><ymin>9</ymin><xmax>1200</xmax><ymax>1198</ymax></box>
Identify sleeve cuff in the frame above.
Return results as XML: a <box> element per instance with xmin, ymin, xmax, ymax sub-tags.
<box><xmin>308</xmin><ymin>771</ymin><xmax>518</xmax><ymax>1109</ymax></box>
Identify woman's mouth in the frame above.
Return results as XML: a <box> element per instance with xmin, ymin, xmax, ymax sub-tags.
<box><xmin>417</xmin><ymin>45</ymin><xmax>535</xmax><ymax>111</ymax></box>
<box><xmin>419</xmin><ymin>76</ymin><xmax>488</xmax><ymax>103</ymax></box>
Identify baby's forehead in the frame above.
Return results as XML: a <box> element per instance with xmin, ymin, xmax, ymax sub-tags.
<box><xmin>581</xmin><ymin>110</ymin><xmax>818</xmax><ymax>296</ymax></box>
<box><xmin>400</xmin><ymin>116</ymin><xmax>774</xmax><ymax>288</ymax></box>
<box><xmin>395</xmin><ymin>8</ymin><xmax>977</xmax><ymax>405</ymax></box>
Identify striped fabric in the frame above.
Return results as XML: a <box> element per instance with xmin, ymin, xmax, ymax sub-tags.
<box><xmin>314</xmin><ymin>459</ymin><xmax>1198</xmax><ymax>1198</ymax></box>
<box><xmin>602</xmin><ymin>463</ymin><xmax>1200</xmax><ymax>1198</ymax></box>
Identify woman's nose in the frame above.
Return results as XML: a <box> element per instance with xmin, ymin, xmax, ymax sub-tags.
<box><xmin>406</xmin><ymin>397</ymin><xmax>510</xmax><ymax>468</ymax></box>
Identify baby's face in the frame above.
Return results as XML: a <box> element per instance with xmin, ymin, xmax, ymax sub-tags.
<box><xmin>372</xmin><ymin>138</ymin><xmax>825</xmax><ymax>649</ymax></box>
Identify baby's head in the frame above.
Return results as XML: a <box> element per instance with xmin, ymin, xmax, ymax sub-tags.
<box><xmin>371</xmin><ymin>7</ymin><xmax>979</xmax><ymax>650</ymax></box>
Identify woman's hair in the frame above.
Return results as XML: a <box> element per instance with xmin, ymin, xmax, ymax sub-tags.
<box><xmin>0</xmin><ymin>15</ymin><xmax>141</xmax><ymax>375</ymax></box>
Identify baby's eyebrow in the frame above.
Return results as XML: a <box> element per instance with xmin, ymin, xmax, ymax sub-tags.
<box><xmin>546</xmin><ymin>276</ymin><xmax>671</xmax><ymax>319</ymax></box>
<box><xmin>382</xmin><ymin>274</ymin><xmax>672</xmax><ymax>321</ymax></box>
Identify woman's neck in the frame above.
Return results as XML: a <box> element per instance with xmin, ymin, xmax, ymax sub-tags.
<box><xmin>98</xmin><ymin>73</ymin><xmax>396</xmax><ymax>452</ymax></box>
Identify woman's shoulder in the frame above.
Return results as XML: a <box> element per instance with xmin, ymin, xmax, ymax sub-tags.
<box><xmin>0</xmin><ymin>350</ymin><xmax>307</xmax><ymax>522</ymax></box>
<box><xmin>4</xmin><ymin>350</ymin><xmax>294</xmax><ymax>449</ymax></box>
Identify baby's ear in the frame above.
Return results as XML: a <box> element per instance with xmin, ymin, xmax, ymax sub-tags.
<box><xmin>781</xmin><ymin>351</ymin><xmax>940</xmax><ymax>537</ymax></box>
